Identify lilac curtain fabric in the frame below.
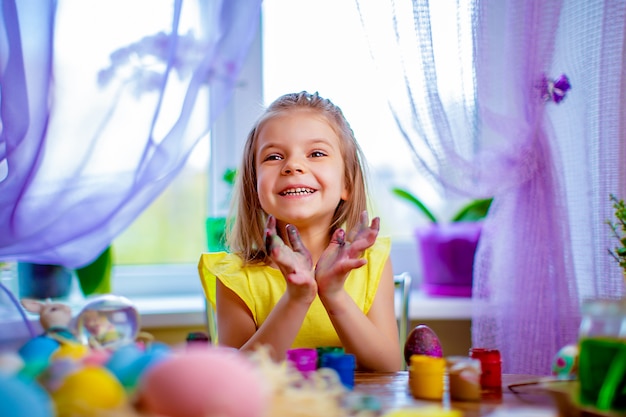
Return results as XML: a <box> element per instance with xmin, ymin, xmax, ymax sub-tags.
<box><xmin>357</xmin><ymin>0</ymin><xmax>626</xmax><ymax>374</ymax></box>
<box><xmin>0</xmin><ymin>0</ymin><xmax>262</xmax><ymax>268</ymax></box>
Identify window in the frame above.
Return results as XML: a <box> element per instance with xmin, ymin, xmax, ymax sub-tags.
<box><xmin>113</xmin><ymin>0</ymin><xmax>448</xmax><ymax>294</ymax></box>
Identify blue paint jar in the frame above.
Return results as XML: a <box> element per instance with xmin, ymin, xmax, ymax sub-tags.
<box><xmin>315</xmin><ymin>346</ymin><xmax>344</xmax><ymax>368</ymax></box>
<box><xmin>320</xmin><ymin>352</ymin><xmax>355</xmax><ymax>389</ymax></box>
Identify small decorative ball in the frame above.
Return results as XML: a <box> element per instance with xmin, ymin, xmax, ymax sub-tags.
<box><xmin>51</xmin><ymin>365</ymin><xmax>126</xmax><ymax>416</ymax></box>
<box><xmin>76</xmin><ymin>295</ymin><xmax>139</xmax><ymax>350</ymax></box>
<box><xmin>0</xmin><ymin>373</ymin><xmax>54</xmax><ymax>417</ymax></box>
<box><xmin>136</xmin><ymin>347</ymin><xmax>269</xmax><ymax>417</ymax></box>
<box><xmin>551</xmin><ymin>344</ymin><xmax>579</xmax><ymax>379</ymax></box>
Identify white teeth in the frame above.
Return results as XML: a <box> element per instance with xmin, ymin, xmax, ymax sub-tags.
<box><xmin>281</xmin><ymin>187</ymin><xmax>314</xmax><ymax>196</ymax></box>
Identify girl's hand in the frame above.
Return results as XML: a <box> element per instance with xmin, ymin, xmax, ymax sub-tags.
<box><xmin>315</xmin><ymin>211</ymin><xmax>380</xmax><ymax>298</ymax></box>
<box><xmin>265</xmin><ymin>215</ymin><xmax>317</xmax><ymax>304</ymax></box>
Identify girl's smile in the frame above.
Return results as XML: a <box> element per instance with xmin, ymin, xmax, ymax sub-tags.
<box><xmin>278</xmin><ymin>185</ymin><xmax>317</xmax><ymax>197</ymax></box>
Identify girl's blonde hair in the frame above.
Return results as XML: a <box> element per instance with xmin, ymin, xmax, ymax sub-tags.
<box><xmin>227</xmin><ymin>91</ymin><xmax>369</xmax><ymax>264</ymax></box>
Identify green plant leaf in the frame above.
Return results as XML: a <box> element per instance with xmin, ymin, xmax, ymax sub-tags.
<box><xmin>222</xmin><ymin>168</ymin><xmax>237</xmax><ymax>186</ymax></box>
<box><xmin>391</xmin><ymin>188</ymin><xmax>438</xmax><ymax>223</ymax></box>
<box><xmin>75</xmin><ymin>246</ymin><xmax>112</xmax><ymax>296</ymax></box>
<box><xmin>451</xmin><ymin>198</ymin><xmax>493</xmax><ymax>222</ymax></box>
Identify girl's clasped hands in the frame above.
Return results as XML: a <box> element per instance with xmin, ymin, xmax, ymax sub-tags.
<box><xmin>264</xmin><ymin>210</ymin><xmax>380</xmax><ymax>304</ymax></box>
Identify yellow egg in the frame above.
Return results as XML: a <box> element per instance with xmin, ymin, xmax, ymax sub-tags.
<box><xmin>51</xmin><ymin>343</ymin><xmax>89</xmax><ymax>361</ymax></box>
<box><xmin>51</xmin><ymin>366</ymin><xmax>126</xmax><ymax>417</ymax></box>
<box><xmin>383</xmin><ymin>407</ymin><xmax>463</xmax><ymax>417</ymax></box>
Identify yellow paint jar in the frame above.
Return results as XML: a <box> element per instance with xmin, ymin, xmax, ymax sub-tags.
<box><xmin>408</xmin><ymin>354</ymin><xmax>446</xmax><ymax>400</ymax></box>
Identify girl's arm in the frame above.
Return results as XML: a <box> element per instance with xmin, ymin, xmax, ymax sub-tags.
<box><xmin>214</xmin><ymin>280</ymin><xmax>256</xmax><ymax>348</ymax></box>
<box><xmin>216</xmin><ymin>215</ymin><xmax>317</xmax><ymax>361</ymax></box>
<box><xmin>215</xmin><ymin>279</ymin><xmax>311</xmax><ymax>361</ymax></box>
<box><xmin>319</xmin><ymin>257</ymin><xmax>402</xmax><ymax>372</ymax></box>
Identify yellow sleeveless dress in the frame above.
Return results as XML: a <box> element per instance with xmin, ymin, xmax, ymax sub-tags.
<box><xmin>198</xmin><ymin>237</ymin><xmax>390</xmax><ymax>348</ymax></box>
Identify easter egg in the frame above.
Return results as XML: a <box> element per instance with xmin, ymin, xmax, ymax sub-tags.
<box><xmin>0</xmin><ymin>351</ymin><xmax>25</xmax><ymax>375</ymax></box>
<box><xmin>51</xmin><ymin>342</ymin><xmax>89</xmax><ymax>361</ymax></box>
<box><xmin>18</xmin><ymin>336</ymin><xmax>59</xmax><ymax>362</ymax></box>
<box><xmin>404</xmin><ymin>324</ymin><xmax>443</xmax><ymax>365</ymax></box>
<box><xmin>383</xmin><ymin>406</ymin><xmax>463</xmax><ymax>417</ymax></box>
<box><xmin>106</xmin><ymin>342</ymin><xmax>171</xmax><ymax>391</ymax></box>
<box><xmin>82</xmin><ymin>348</ymin><xmax>112</xmax><ymax>367</ymax></box>
<box><xmin>136</xmin><ymin>347</ymin><xmax>269</xmax><ymax>417</ymax></box>
<box><xmin>0</xmin><ymin>373</ymin><xmax>54</xmax><ymax>417</ymax></box>
<box><xmin>551</xmin><ymin>343</ymin><xmax>578</xmax><ymax>379</ymax></box>
<box><xmin>18</xmin><ymin>336</ymin><xmax>60</xmax><ymax>378</ymax></box>
<box><xmin>51</xmin><ymin>366</ymin><xmax>126</xmax><ymax>417</ymax></box>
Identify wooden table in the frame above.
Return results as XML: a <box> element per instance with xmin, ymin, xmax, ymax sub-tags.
<box><xmin>353</xmin><ymin>372</ymin><xmax>561</xmax><ymax>416</ymax></box>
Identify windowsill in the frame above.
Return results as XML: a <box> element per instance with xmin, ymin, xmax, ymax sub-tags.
<box><xmin>2</xmin><ymin>290</ymin><xmax>472</xmax><ymax>346</ymax></box>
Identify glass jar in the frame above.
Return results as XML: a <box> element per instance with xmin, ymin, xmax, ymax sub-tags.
<box><xmin>579</xmin><ymin>298</ymin><xmax>626</xmax><ymax>339</ymax></box>
<box><xmin>578</xmin><ymin>298</ymin><xmax>626</xmax><ymax>410</ymax></box>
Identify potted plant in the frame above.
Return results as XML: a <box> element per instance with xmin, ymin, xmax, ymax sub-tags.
<box><xmin>17</xmin><ymin>245</ymin><xmax>113</xmax><ymax>300</ymax></box>
<box><xmin>606</xmin><ymin>193</ymin><xmax>626</xmax><ymax>279</ymax></box>
<box><xmin>392</xmin><ymin>187</ymin><xmax>493</xmax><ymax>297</ymax></box>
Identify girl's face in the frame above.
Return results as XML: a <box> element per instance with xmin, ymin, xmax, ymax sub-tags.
<box><xmin>255</xmin><ymin>109</ymin><xmax>348</xmax><ymax>230</ymax></box>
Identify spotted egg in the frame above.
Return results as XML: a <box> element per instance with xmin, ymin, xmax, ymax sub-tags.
<box><xmin>404</xmin><ymin>324</ymin><xmax>443</xmax><ymax>365</ymax></box>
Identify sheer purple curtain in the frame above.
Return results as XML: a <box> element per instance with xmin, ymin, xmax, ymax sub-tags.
<box><xmin>0</xmin><ymin>0</ymin><xmax>262</xmax><ymax>268</ymax></box>
<box><xmin>357</xmin><ymin>0</ymin><xmax>626</xmax><ymax>374</ymax></box>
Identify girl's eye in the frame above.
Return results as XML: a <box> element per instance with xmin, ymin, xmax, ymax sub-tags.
<box><xmin>263</xmin><ymin>154</ymin><xmax>283</xmax><ymax>162</ymax></box>
<box><xmin>310</xmin><ymin>151</ymin><xmax>327</xmax><ymax>158</ymax></box>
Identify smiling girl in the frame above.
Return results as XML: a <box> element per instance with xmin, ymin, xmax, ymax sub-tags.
<box><xmin>198</xmin><ymin>91</ymin><xmax>401</xmax><ymax>371</ymax></box>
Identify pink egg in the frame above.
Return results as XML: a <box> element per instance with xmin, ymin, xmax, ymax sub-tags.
<box><xmin>136</xmin><ymin>347</ymin><xmax>268</xmax><ymax>417</ymax></box>
<box><xmin>82</xmin><ymin>349</ymin><xmax>112</xmax><ymax>367</ymax></box>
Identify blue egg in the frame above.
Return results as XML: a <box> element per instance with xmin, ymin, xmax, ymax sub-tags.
<box><xmin>106</xmin><ymin>342</ymin><xmax>171</xmax><ymax>391</ymax></box>
<box><xmin>18</xmin><ymin>336</ymin><xmax>59</xmax><ymax>362</ymax></box>
<box><xmin>0</xmin><ymin>374</ymin><xmax>54</xmax><ymax>417</ymax></box>
<box><xmin>105</xmin><ymin>344</ymin><xmax>145</xmax><ymax>387</ymax></box>
<box><xmin>124</xmin><ymin>344</ymin><xmax>172</xmax><ymax>389</ymax></box>
<box><xmin>148</xmin><ymin>341</ymin><xmax>172</xmax><ymax>356</ymax></box>
<box><xmin>17</xmin><ymin>336</ymin><xmax>59</xmax><ymax>378</ymax></box>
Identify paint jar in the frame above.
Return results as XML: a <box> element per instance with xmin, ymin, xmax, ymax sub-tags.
<box><xmin>408</xmin><ymin>354</ymin><xmax>445</xmax><ymax>400</ymax></box>
<box><xmin>287</xmin><ymin>348</ymin><xmax>318</xmax><ymax>376</ymax></box>
<box><xmin>316</xmin><ymin>346</ymin><xmax>344</xmax><ymax>368</ymax></box>
<box><xmin>446</xmin><ymin>356</ymin><xmax>481</xmax><ymax>401</ymax></box>
<box><xmin>320</xmin><ymin>352</ymin><xmax>355</xmax><ymax>389</ymax></box>
<box><xmin>469</xmin><ymin>348</ymin><xmax>502</xmax><ymax>393</ymax></box>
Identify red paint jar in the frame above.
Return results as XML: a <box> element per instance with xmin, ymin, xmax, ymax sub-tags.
<box><xmin>469</xmin><ymin>348</ymin><xmax>502</xmax><ymax>390</ymax></box>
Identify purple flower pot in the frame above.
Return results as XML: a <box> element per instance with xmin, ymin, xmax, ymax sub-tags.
<box><xmin>415</xmin><ymin>222</ymin><xmax>482</xmax><ymax>297</ymax></box>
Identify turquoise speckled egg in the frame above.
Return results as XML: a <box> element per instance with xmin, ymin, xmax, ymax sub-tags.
<box><xmin>551</xmin><ymin>344</ymin><xmax>579</xmax><ymax>380</ymax></box>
